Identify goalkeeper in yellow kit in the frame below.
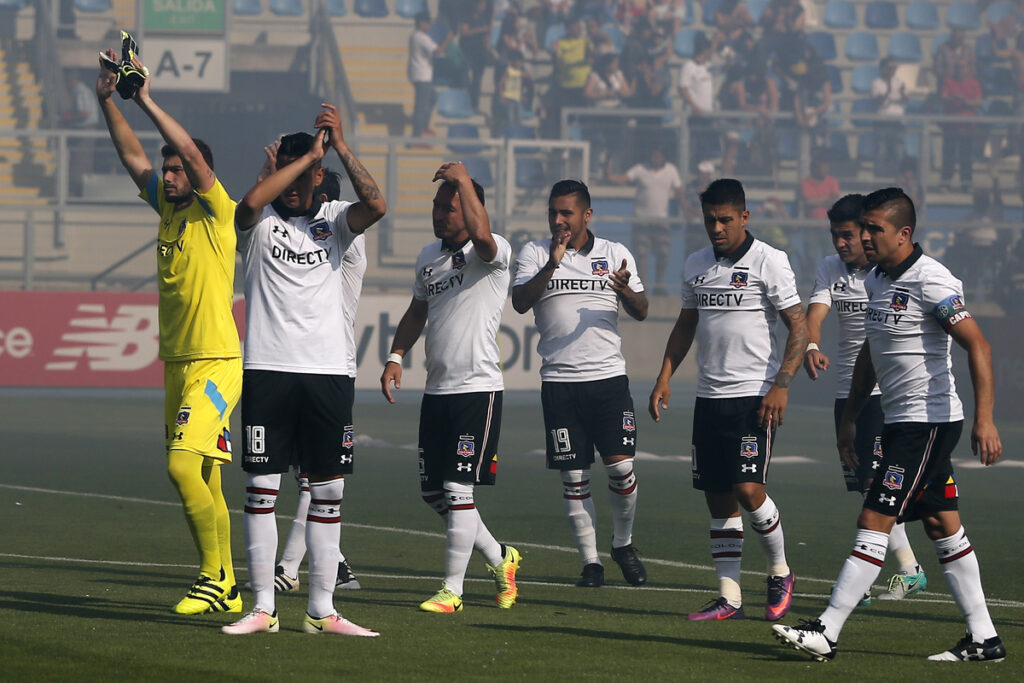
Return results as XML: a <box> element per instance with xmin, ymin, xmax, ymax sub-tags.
<box><xmin>96</xmin><ymin>47</ymin><xmax>242</xmax><ymax>614</ymax></box>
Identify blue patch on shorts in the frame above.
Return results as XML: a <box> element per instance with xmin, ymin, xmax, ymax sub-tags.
<box><xmin>205</xmin><ymin>379</ymin><xmax>228</xmax><ymax>419</ymax></box>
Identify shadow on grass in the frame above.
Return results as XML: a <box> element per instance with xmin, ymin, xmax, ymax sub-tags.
<box><xmin>0</xmin><ymin>590</ymin><xmax>205</xmax><ymax>627</ymax></box>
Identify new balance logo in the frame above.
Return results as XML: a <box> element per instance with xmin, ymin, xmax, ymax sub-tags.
<box><xmin>45</xmin><ymin>303</ymin><xmax>159</xmax><ymax>371</ymax></box>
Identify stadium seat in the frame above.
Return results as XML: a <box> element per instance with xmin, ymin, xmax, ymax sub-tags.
<box><xmin>889</xmin><ymin>33</ymin><xmax>923</xmax><ymax>62</ymax></box>
<box><xmin>776</xmin><ymin>128</ymin><xmax>798</xmax><ymax>160</ymax></box>
<box><xmin>807</xmin><ymin>32</ymin><xmax>837</xmax><ymax>61</ymax></box>
<box><xmin>826</xmin><ymin>64</ymin><xmax>844</xmax><ymax>94</ymax></box>
<box><xmin>447</xmin><ymin>123</ymin><xmax>482</xmax><ymax>155</ymax></box>
<box><xmin>906</xmin><ymin>97</ymin><xmax>927</xmax><ymax>114</ymax></box>
<box><xmin>354</xmin><ymin>0</ymin><xmax>387</xmax><ymax>17</ymax></box>
<box><xmin>851</xmin><ymin>64</ymin><xmax>880</xmax><ymax>94</ymax></box>
<box><xmin>74</xmin><ymin>0</ymin><xmax>111</xmax><ymax>10</ymax></box>
<box><xmin>845</xmin><ymin>32</ymin><xmax>880</xmax><ymax>62</ymax></box>
<box><xmin>903</xmin><ymin>131</ymin><xmax>921</xmax><ymax>158</ymax></box>
<box><xmin>824</xmin><ymin>0</ymin><xmax>858</xmax><ymax>29</ymax></box>
<box><xmin>744</xmin><ymin>0</ymin><xmax>769</xmax><ymax>23</ymax></box>
<box><xmin>233</xmin><ymin>0</ymin><xmax>263</xmax><ymax>14</ymax></box>
<box><xmin>515</xmin><ymin>158</ymin><xmax>547</xmax><ymax>188</ymax></box>
<box><xmin>981</xmin><ymin>65</ymin><xmax>1014</xmax><ymax>95</ymax></box>
<box><xmin>702</xmin><ymin>0</ymin><xmax>723</xmax><ymax>26</ymax></box>
<box><xmin>851</xmin><ymin>96</ymin><xmax>876</xmax><ymax>125</ymax></box>
<box><xmin>856</xmin><ymin>131</ymin><xmax>875</xmax><ymax>161</ymax></box>
<box><xmin>865</xmin><ymin>1</ymin><xmax>898</xmax><ymax>29</ymax></box>
<box><xmin>325</xmin><ymin>0</ymin><xmax>345</xmax><ymax>15</ymax></box>
<box><xmin>269</xmin><ymin>0</ymin><xmax>303</xmax><ymax>15</ymax></box>
<box><xmin>462</xmin><ymin>157</ymin><xmax>494</xmax><ymax>188</ymax></box>
<box><xmin>987</xmin><ymin>1</ymin><xmax>1014</xmax><ymax>24</ymax></box>
<box><xmin>602</xmin><ymin>23</ymin><xmax>625</xmax><ymax>53</ymax></box>
<box><xmin>437</xmin><ymin>88</ymin><xmax>475</xmax><ymax>118</ymax></box>
<box><xmin>976</xmin><ymin>34</ymin><xmax>996</xmax><ymax>61</ymax></box>
<box><xmin>395</xmin><ymin>0</ymin><xmax>426</xmax><ymax>19</ymax></box>
<box><xmin>825</xmin><ymin>131</ymin><xmax>851</xmax><ymax>163</ymax></box>
<box><xmin>946</xmin><ymin>1</ymin><xmax>980</xmax><ymax>30</ymax></box>
<box><xmin>985</xmin><ymin>98</ymin><xmax>1012</xmax><ymax>115</ymax></box>
<box><xmin>674</xmin><ymin>28</ymin><xmax>702</xmax><ymax>58</ymax></box>
<box><xmin>544</xmin><ymin>23</ymin><xmax>566</xmax><ymax>52</ymax></box>
<box><xmin>429</xmin><ymin>20</ymin><xmax>452</xmax><ymax>44</ymax></box>
<box><xmin>906</xmin><ymin>0</ymin><xmax>939</xmax><ymax>29</ymax></box>
<box><xmin>931</xmin><ymin>32</ymin><xmax>950</xmax><ymax>57</ymax></box>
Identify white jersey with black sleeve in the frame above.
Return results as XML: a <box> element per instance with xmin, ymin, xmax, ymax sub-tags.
<box><xmin>237</xmin><ymin>199</ymin><xmax>357</xmax><ymax>374</ymax></box>
<box><xmin>863</xmin><ymin>244</ymin><xmax>965</xmax><ymax>423</ymax></box>
<box><xmin>681</xmin><ymin>233</ymin><xmax>802</xmax><ymax>398</ymax></box>
<box><xmin>513</xmin><ymin>232</ymin><xmax>644</xmax><ymax>382</ymax></box>
<box><xmin>414</xmin><ymin>234</ymin><xmax>512</xmax><ymax>395</ymax></box>
<box><xmin>341</xmin><ymin>234</ymin><xmax>367</xmax><ymax>377</ymax></box>
<box><xmin>808</xmin><ymin>254</ymin><xmax>881</xmax><ymax>399</ymax></box>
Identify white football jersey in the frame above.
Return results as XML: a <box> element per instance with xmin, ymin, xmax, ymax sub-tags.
<box><xmin>414</xmin><ymin>234</ymin><xmax>512</xmax><ymax>394</ymax></box>
<box><xmin>863</xmin><ymin>245</ymin><xmax>965</xmax><ymax>423</ymax></box>
<box><xmin>808</xmin><ymin>254</ymin><xmax>881</xmax><ymax>398</ymax></box>
<box><xmin>238</xmin><ymin>200</ymin><xmax>358</xmax><ymax>374</ymax></box>
<box><xmin>513</xmin><ymin>232</ymin><xmax>644</xmax><ymax>382</ymax></box>
<box><xmin>681</xmin><ymin>233</ymin><xmax>802</xmax><ymax>398</ymax></box>
<box><xmin>341</xmin><ymin>234</ymin><xmax>367</xmax><ymax>377</ymax></box>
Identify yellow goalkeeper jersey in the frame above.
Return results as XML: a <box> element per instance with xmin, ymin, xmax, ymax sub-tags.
<box><xmin>140</xmin><ymin>174</ymin><xmax>241</xmax><ymax>362</ymax></box>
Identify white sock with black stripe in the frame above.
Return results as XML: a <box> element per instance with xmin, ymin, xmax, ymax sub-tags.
<box><xmin>749</xmin><ymin>496</ymin><xmax>789</xmax><ymax>577</ymax></box>
<box><xmin>243</xmin><ymin>472</ymin><xmax>281</xmax><ymax>615</ymax></box>
<box><xmin>605</xmin><ymin>459</ymin><xmax>637</xmax><ymax>548</ymax></box>
<box><xmin>710</xmin><ymin>516</ymin><xmax>744</xmax><ymax>607</ymax></box>
<box><xmin>278</xmin><ymin>472</ymin><xmax>310</xmax><ymax>579</ymax></box>
<box><xmin>443</xmin><ymin>481</ymin><xmax>478</xmax><ymax>596</ymax></box>
<box><xmin>819</xmin><ymin>529</ymin><xmax>888</xmax><ymax>641</ymax></box>
<box><xmin>306</xmin><ymin>478</ymin><xmax>343</xmax><ymax>619</ymax></box>
<box><xmin>935</xmin><ymin>526</ymin><xmax>997</xmax><ymax>641</ymax></box>
<box><xmin>561</xmin><ymin>469</ymin><xmax>600</xmax><ymax>565</ymax></box>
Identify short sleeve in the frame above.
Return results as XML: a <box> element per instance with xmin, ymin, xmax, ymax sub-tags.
<box><xmin>512</xmin><ymin>241</ymin><xmax>545</xmax><ymax>287</ymax></box>
<box><xmin>625</xmin><ymin>164</ymin><xmax>643</xmax><ymax>182</ymax></box>
<box><xmin>922</xmin><ymin>274</ymin><xmax>970</xmax><ymax>332</ymax></box>
<box><xmin>667</xmin><ymin>164</ymin><xmax>683</xmax><ymax>190</ymax></box>
<box><xmin>680</xmin><ymin>257</ymin><xmax>697</xmax><ymax>308</ymax></box>
<box><xmin>194</xmin><ymin>179</ymin><xmax>236</xmax><ymax>226</ymax></box>
<box><xmin>615</xmin><ymin>244</ymin><xmax>645</xmax><ymax>293</ymax></box>
<box><xmin>486</xmin><ymin>235</ymin><xmax>513</xmax><ymax>272</ymax></box>
<box><xmin>808</xmin><ymin>259</ymin><xmax>833</xmax><ymax>307</ymax></box>
<box><xmin>412</xmin><ymin>257</ymin><xmax>427</xmax><ymax>301</ymax></box>
<box><xmin>764</xmin><ymin>250</ymin><xmax>802</xmax><ymax>311</ymax></box>
<box><xmin>322</xmin><ymin>200</ymin><xmax>356</xmax><ymax>252</ymax></box>
<box><xmin>138</xmin><ymin>174</ymin><xmax>162</xmax><ymax>214</ymax></box>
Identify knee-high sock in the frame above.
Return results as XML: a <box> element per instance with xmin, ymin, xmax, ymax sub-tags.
<box><xmin>749</xmin><ymin>495</ymin><xmax>790</xmax><ymax>577</ymax></box>
<box><xmin>562</xmin><ymin>469</ymin><xmax>599</xmax><ymax>565</ymax></box>
<box><xmin>204</xmin><ymin>463</ymin><xmax>235</xmax><ymax>587</ymax></box>
<box><xmin>887</xmin><ymin>522</ymin><xmax>919</xmax><ymax>574</ymax></box>
<box><xmin>279</xmin><ymin>472</ymin><xmax>311</xmax><ymax>578</ymax></box>
<box><xmin>472</xmin><ymin>506</ymin><xmax>503</xmax><ymax>567</ymax></box>
<box><xmin>710</xmin><ymin>516</ymin><xmax>744</xmax><ymax>607</ymax></box>
<box><xmin>935</xmin><ymin>526</ymin><xmax>997</xmax><ymax>641</ymax></box>
<box><xmin>605</xmin><ymin>459</ymin><xmax>638</xmax><ymax>548</ymax></box>
<box><xmin>820</xmin><ymin>529</ymin><xmax>888</xmax><ymax>641</ymax></box>
<box><xmin>167</xmin><ymin>449</ymin><xmax>220</xmax><ymax>578</ymax></box>
<box><xmin>243</xmin><ymin>472</ymin><xmax>281</xmax><ymax>614</ymax></box>
<box><xmin>422</xmin><ymin>490</ymin><xmax>449</xmax><ymax>518</ymax></box>
<box><xmin>443</xmin><ymin>481</ymin><xmax>479</xmax><ymax>596</ymax></box>
<box><xmin>306</xmin><ymin>478</ymin><xmax>343</xmax><ymax>618</ymax></box>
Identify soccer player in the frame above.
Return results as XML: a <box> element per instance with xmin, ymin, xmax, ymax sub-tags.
<box><xmin>380</xmin><ymin>161</ymin><xmax>521</xmax><ymax>614</ymax></box>
<box><xmin>268</xmin><ymin>168</ymin><xmax>362</xmax><ymax>593</ymax></box>
<box><xmin>96</xmin><ymin>51</ymin><xmax>242</xmax><ymax>615</ymax></box>
<box><xmin>511</xmin><ymin>179</ymin><xmax>649</xmax><ymax>588</ymax></box>
<box><xmin>222</xmin><ymin>104</ymin><xmax>386</xmax><ymax>636</ymax></box>
<box><xmin>773</xmin><ymin>188</ymin><xmax>1006</xmax><ymax>662</ymax></box>
<box><xmin>804</xmin><ymin>193</ymin><xmax>927</xmax><ymax>603</ymax></box>
<box><xmin>649</xmin><ymin>178</ymin><xmax>806</xmax><ymax>621</ymax></box>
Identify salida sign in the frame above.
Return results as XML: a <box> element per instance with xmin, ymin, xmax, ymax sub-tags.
<box><xmin>0</xmin><ymin>292</ymin><xmax>543</xmax><ymax>390</ymax></box>
<box><xmin>144</xmin><ymin>0</ymin><xmax>225</xmax><ymax>33</ymax></box>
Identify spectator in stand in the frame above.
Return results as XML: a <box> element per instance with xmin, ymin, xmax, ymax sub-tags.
<box><xmin>62</xmin><ymin>69</ymin><xmax>100</xmax><ymax>195</ymax></box>
<box><xmin>619</xmin><ymin>0</ymin><xmax>650</xmax><ymax>27</ymax></box>
<box><xmin>607</xmin><ymin>146</ymin><xmax>685</xmax><ymax>293</ymax></box>
<box><xmin>621</xmin><ymin>19</ymin><xmax>672</xmax><ymax>153</ymax></box>
<box><xmin>459</xmin><ymin>0</ymin><xmax>495</xmax><ymax>112</ymax></box>
<box><xmin>541</xmin><ymin>0</ymin><xmax>575</xmax><ymax>49</ymax></box>
<box><xmin>587</xmin><ymin>16</ymin><xmax>619</xmax><ymax>55</ymax></box>
<box><xmin>714</xmin><ymin>0</ymin><xmax>756</xmax><ymax>57</ymax></box>
<box><xmin>720</xmin><ymin>60</ymin><xmax>780</xmax><ymax>176</ymax></box>
<box><xmin>492</xmin><ymin>50</ymin><xmax>536</xmax><ymax>135</ymax></box>
<box><xmin>871</xmin><ymin>57</ymin><xmax>908</xmax><ymax>179</ymax></box>
<box><xmin>896</xmin><ymin>157</ymin><xmax>926</xmax><ymax>217</ymax></box>
<box><xmin>681</xmin><ymin>159</ymin><xmax>717</xmax><ymax>226</ymax></box>
<box><xmin>649</xmin><ymin>0</ymin><xmax>688</xmax><ymax>37</ymax></box>
<box><xmin>990</xmin><ymin>0</ymin><xmax>1024</xmax><ymax>53</ymax></box>
<box><xmin>551</xmin><ymin>18</ymin><xmax>592</xmax><ymax>110</ymax></box>
<box><xmin>934</xmin><ymin>28</ymin><xmax>975</xmax><ymax>88</ymax></box>
<box><xmin>498</xmin><ymin>10</ymin><xmax>540</xmax><ymax>61</ymax></box>
<box><xmin>940</xmin><ymin>59</ymin><xmax>983</xmax><ymax>192</ymax></box>
<box><xmin>800</xmin><ymin>152</ymin><xmax>841</xmax><ymax>220</ymax></box>
<box><xmin>759</xmin><ymin>0</ymin><xmax>805</xmax><ymax>60</ymax></box>
<box><xmin>678</xmin><ymin>31</ymin><xmax>718</xmax><ymax>170</ymax></box>
<box><xmin>793</xmin><ymin>52</ymin><xmax>832</xmax><ymax>148</ymax></box>
<box><xmin>408</xmin><ymin>12</ymin><xmax>453</xmax><ymax>141</ymax></box>
<box><xmin>583</xmin><ymin>53</ymin><xmax>634</xmax><ymax>170</ymax></box>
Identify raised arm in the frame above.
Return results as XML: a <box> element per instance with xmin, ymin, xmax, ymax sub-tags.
<box><xmin>380</xmin><ymin>297</ymin><xmax>429</xmax><ymax>403</ymax></box>
<box><xmin>757</xmin><ymin>302</ymin><xmax>808</xmax><ymax>429</ymax></box>
<box><xmin>96</xmin><ymin>51</ymin><xmax>152</xmax><ymax>191</ymax></box>
<box><xmin>315</xmin><ymin>103</ymin><xmax>387</xmax><ymax>233</ymax></box>
<box><xmin>433</xmin><ymin>161</ymin><xmax>496</xmax><ymax>261</ymax></box>
<box><xmin>235</xmin><ymin>129</ymin><xmax>327</xmax><ymax>230</ymax></box>
<box><xmin>803</xmin><ymin>301</ymin><xmax>832</xmax><ymax>379</ymax></box>
<box><xmin>648</xmin><ymin>307</ymin><xmax>699</xmax><ymax>421</ymax></box>
<box><xmin>949</xmin><ymin>317</ymin><xmax>1001</xmax><ymax>465</ymax></box>
<box><xmin>130</xmin><ymin>57</ymin><xmax>216</xmax><ymax>194</ymax></box>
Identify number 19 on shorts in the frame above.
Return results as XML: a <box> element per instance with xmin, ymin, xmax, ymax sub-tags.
<box><xmin>551</xmin><ymin>428</ymin><xmax>571</xmax><ymax>453</ymax></box>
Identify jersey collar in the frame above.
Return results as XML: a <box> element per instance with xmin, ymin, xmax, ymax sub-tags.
<box><xmin>878</xmin><ymin>243</ymin><xmax>923</xmax><ymax>281</ymax></box>
<box><xmin>715</xmin><ymin>231</ymin><xmax>754</xmax><ymax>264</ymax></box>
<box><xmin>442</xmin><ymin>236</ymin><xmax>472</xmax><ymax>252</ymax></box>
<box><xmin>271</xmin><ymin>197</ymin><xmax>323</xmax><ymax>221</ymax></box>
<box><xmin>569</xmin><ymin>230</ymin><xmax>596</xmax><ymax>256</ymax></box>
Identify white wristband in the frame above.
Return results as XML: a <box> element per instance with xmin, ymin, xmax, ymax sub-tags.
<box><xmin>806</xmin><ymin>342</ymin><xmax>820</xmax><ymax>353</ymax></box>
<box><xmin>386</xmin><ymin>352</ymin><xmax>403</xmax><ymax>365</ymax></box>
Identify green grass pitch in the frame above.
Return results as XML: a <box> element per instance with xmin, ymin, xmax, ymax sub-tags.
<box><xmin>1</xmin><ymin>390</ymin><xmax>1021</xmax><ymax>681</ymax></box>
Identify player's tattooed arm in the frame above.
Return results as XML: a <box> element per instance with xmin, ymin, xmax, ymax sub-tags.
<box><xmin>317</xmin><ymin>103</ymin><xmax>387</xmax><ymax>232</ymax></box>
<box><xmin>774</xmin><ymin>303</ymin><xmax>808</xmax><ymax>389</ymax></box>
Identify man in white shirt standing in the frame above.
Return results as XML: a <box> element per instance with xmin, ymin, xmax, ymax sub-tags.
<box><xmin>223</xmin><ymin>104</ymin><xmax>386</xmax><ymax>636</ymax></box>
<box><xmin>773</xmin><ymin>188</ymin><xmax>1005</xmax><ymax>663</ymax></box>
<box><xmin>678</xmin><ymin>31</ymin><xmax>718</xmax><ymax>168</ymax></box>
<box><xmin>649</xmin><ymin>178</ymin><xmax>806</xmax><ymax>622</ymax></box>
<box><xmin>870</xmin><ymin>58</ymin><xmax>907</xmax><ymax>178</ymax></box>
<box><xmin>408</xmin><ymin>12</ymin><xmax>452</xmax><ymax>139</ymax></box>
<box><xmin>608</xmin><ymin>148</ymin><xmax>685</xmax><ymax>294</ymax></box>
<box><xmin>804</xmin><ymin>193</ymin><xmax>927</xmax><ymax>603</ymax></box>
<box><xmin>512</xmin><ymin>179</ymin><xmax>649</xmax><ymax>588</ymax></box>
<box><xmin>381</xmin><ymin>161</ymin><xmax>521</xmax><ymax>614</ymax></box>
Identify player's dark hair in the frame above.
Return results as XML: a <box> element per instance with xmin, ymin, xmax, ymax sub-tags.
<box><xmin>278</xmin><ymin>132</ymin><xmax>316</xmax><ymax>159</ymax></box>
<box><xmin>161</xmin><ymin>139</ymin><xmax>214</xmax><ymax>171</ymax></box>
<box><xmin>699</xmin><ymin>178</ymin><xmax>745</xmax><ymax>210</ymax></box>
<box><xmin>315</xmin><ymin>169</ymin><xmax>343</xmax><ymax>202</ymax></box>
<box><xmin>827</xmin><ymin>193</ymin><xmax>865</xmax><ymax>225</ymax></box>
<box><xmin>863</xmin><ymin>186</ymin><xmax>916</xmax><ymax>234</ymax></box>
<box><xmin>549</xmin><ymin>179</ymin><xmax>591</xmax><ymax>209</ymax></box>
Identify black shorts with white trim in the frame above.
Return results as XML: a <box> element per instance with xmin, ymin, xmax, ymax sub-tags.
<box><xmin>541</xmin><ymin>375</ymin><xmax>637</xmax><ymax>471</ymax></box>
<box><xmin>418</xmin><ymin>391</ymin><xmax>502</xmax><ymax>490</ymax></box>
<box><xmin>691</xmin><ymin>395</ymin><xmax>775</xmax><ymax>492</ymax></box>
<box><xmin>834</xmin><ymin>395</ymin><xmax>885</xmax><ymax>493</ymax></box>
